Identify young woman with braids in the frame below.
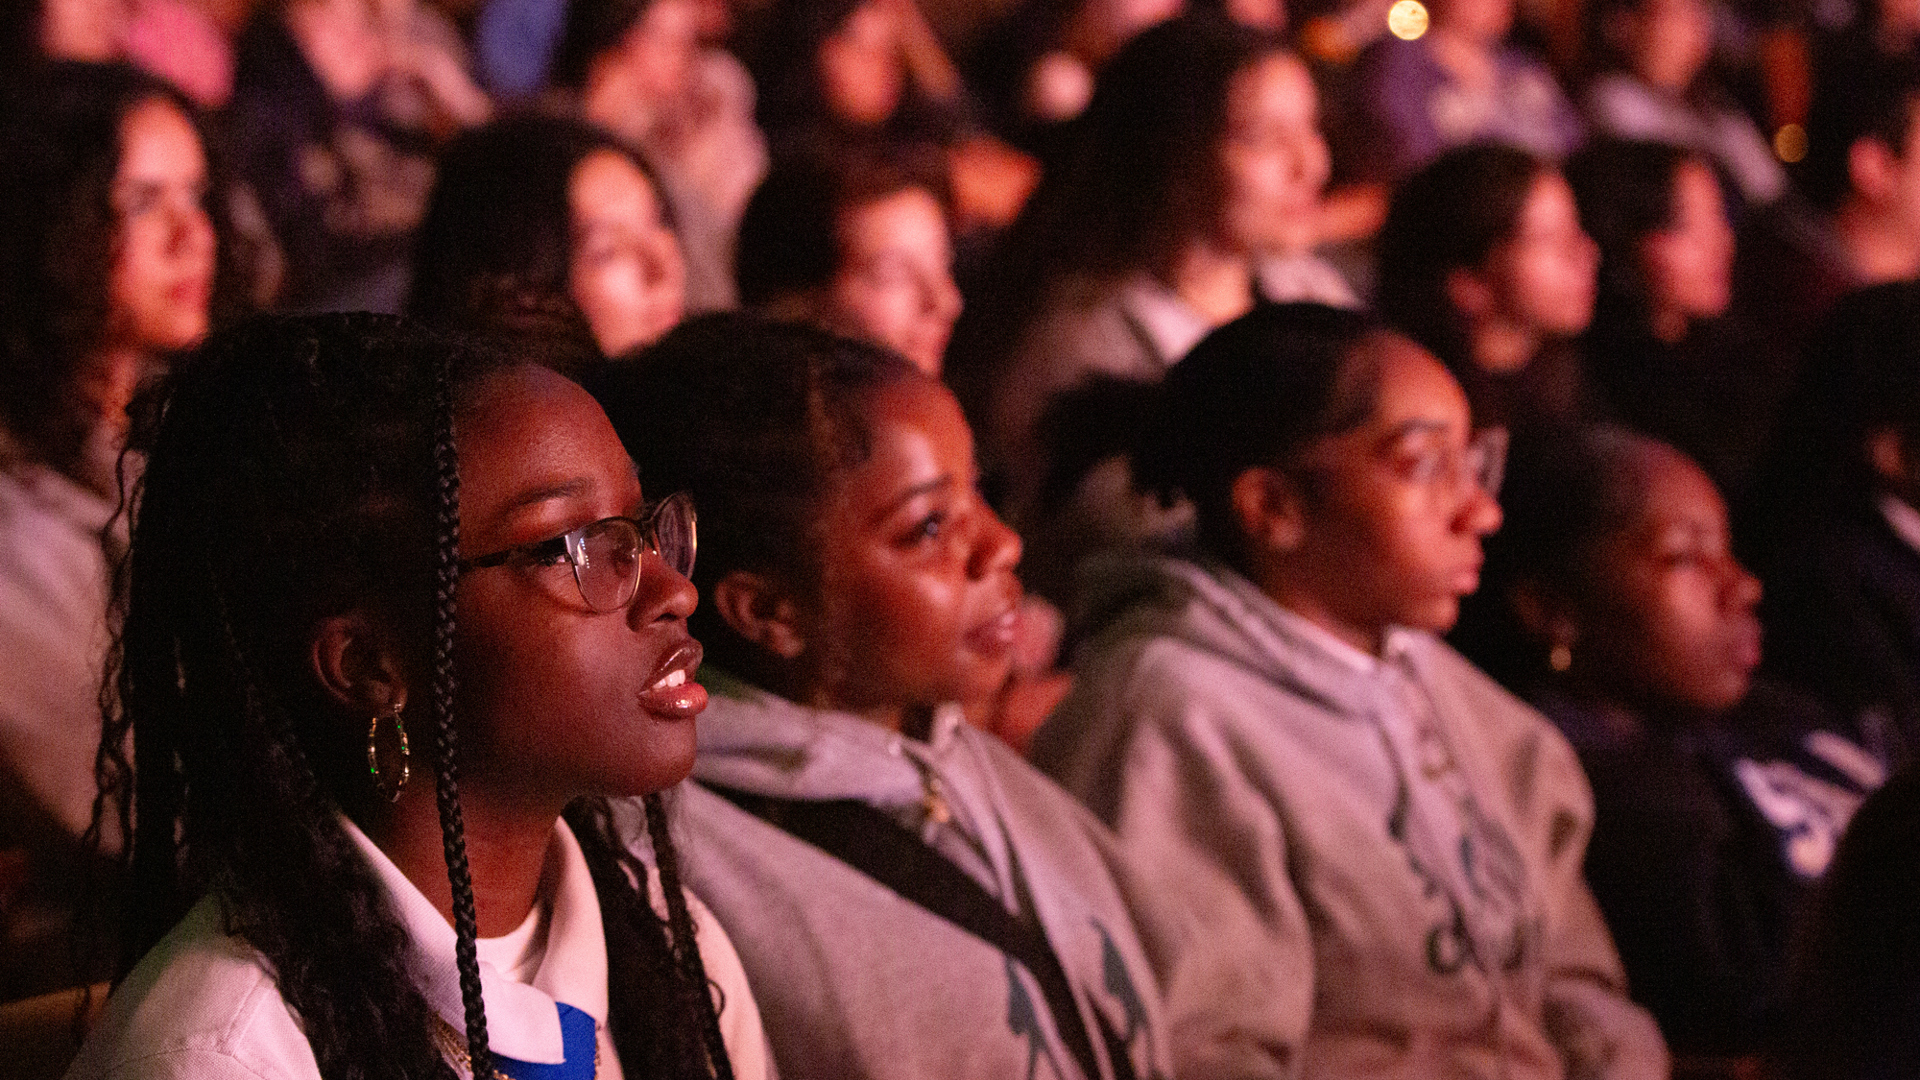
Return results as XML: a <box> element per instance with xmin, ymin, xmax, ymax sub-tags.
<box><xmin>66</xmin><ymin>313</ymin><xmax>766</xmax><ymax>1080</ymax></box>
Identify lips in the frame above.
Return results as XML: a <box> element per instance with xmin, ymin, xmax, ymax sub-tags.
<box><xmin>636</xmin><ymin>638</ymin><xmax>707</xmax><ymax>719</ymax></box>
<box><xmin>964</xmin><ymin>605</ymin><xmax>1019</xmax><ymax>657</ymax></box>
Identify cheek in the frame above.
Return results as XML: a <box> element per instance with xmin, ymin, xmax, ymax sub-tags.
<box><xmin>835</xmin><ymin>276</ymin><xmax>919</xmax><ymax>341</ymax></box>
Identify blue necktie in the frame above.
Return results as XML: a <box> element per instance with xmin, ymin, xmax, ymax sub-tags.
<box><xmin>490</xmin><ymin>1003</ymin><xmax>598</xmax><ymax>1080</ymax></box>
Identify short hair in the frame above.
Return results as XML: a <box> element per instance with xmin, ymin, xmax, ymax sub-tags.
<box><xmin>1798</xmin><ymin>55</ymin><xmax>1920</xmax><ymax>213</ymax></box>
<box><xmin>1566</xmin><ymin>138</ymin><xmax>1706</xmax><ymax>337</ymax></box>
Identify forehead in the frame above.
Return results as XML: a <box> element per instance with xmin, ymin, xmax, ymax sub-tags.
<box><xmin>831</xmin><ymin>378</ymin><xmax>967</xmax><ymax>495</ymax></box>
<box><xmin>570</xmin><ymin>150</ymin><xmax>660</xmax><ymax>218</ymax></box>
<box><xmin>1231</xmin><ymin>53</ymin><xmax>1317</xmax><ymax>120</ymax></box>
<box><xmin>117</xmin><ymin>98</ymin><xmax>204</xmax><ymax>174</ymax></box>
<box><xmin>1630</xmin><ymin>447</ymin><xmax>1724</xmax><ymax>528</ymax></box>
<box><xmin>1365</xmin><ymin>335</ymin><xmax>1470</xmax><ymax>433</ymax></box>
<box><xmin>457</xmin><ymin>366</ymin><xmax>637</xmax><ymax>495</ymax></box>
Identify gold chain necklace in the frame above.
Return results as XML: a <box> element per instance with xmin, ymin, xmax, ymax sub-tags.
<box><xmin>432</xmin><ymin>1015</ymin><xmax>601</xmax><ymax>1080</ymax></box>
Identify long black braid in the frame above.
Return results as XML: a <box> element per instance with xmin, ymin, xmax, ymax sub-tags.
<box><xmin>91</xmin><ymin>313</ymin><xmax>732</xmax><ymax>1080</ymax></box>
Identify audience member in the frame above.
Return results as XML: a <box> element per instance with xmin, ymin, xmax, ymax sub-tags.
<box><xmin>1341</xmin><ymin>0</ymin><xmax>1583</xmax><ymax>182</ymax></box>
<box><xmin>961</xmin><ymin>12</ymin><xmax>1335</xmax><ymax>604</ymax></box>
<box><xmin>751</xmin><ymin>0</ymin><xmax>1039</xmax><ymax>232</ymax></box>
<box><xmin>1750</xmin><ymin>281</ymin><xmax>1920</xmax><ymax>758</ymax></box>
<box><xmin>593</xmin><ymin>313</ymin><xmax>1297</xmax><ymax>1080</ymax></box>
<box><xmin>409</xmin><ymin>113</ymin><xmax>687</xmax><ymax>371</ymax></box>
<box><xmin>966</xmin><ymin>0</ymin><xmax>1183</xmax><ymax>152</ymax></box>
<box><xmin>1377</xmin><ymin>142</ymin><xmax>1601</xmax><ymax>436</ymax></box>
<box><xmin>1455</xmin><ymin>425</ymin><xmax>1882</xmax><ymax>1056</ymax></box>
<box><xmin>1582</xmin><ymin>0</ymin><xmax>1788</xmax><ymax>210</ymax></box>
<box><xmin>1740</xmin><ymin>56</ymin><xmax>1920</xmax><ymax>344</ymax></box>
<box><xmin>66</xmin><ymin>313</ymin><xmax>768</xmax><ymax>1079</ymax></box>
<box><xmin>1568</xmin><ymin>139</ymin><xmax>1787</xmax><ymax>497</ymax></box>
<box><xmin>551</xmin><ymin>0</ymin><xmax>767</xmax><ymax>309</ymax></box>
<box><xmin>226</xmin><ymin>0</ymin><xmax>489</xmax><ymax>313</ymax></box>
<box><xmin>735</xmin><ymin>146</ymin><xmax>960</xmax><ymax>375</ymax></box>
<box><xmin>0</xmin><ymin>61</ymin><xmax>236</xmax><ymax>1002</ymax></box>
<box><xmin>1030</xmin><ymin>303</ymin><xmax>1669</xmax><ymax>1078</ymax></box>
<box><xmin>1775</xmin><ymin>764</ymin><xmax>1920</xmax><ymax>1080</ymax></box>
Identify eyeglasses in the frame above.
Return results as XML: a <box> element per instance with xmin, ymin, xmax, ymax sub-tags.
<box><xmin>1414</xmin><ymin>426</ymin><xmax>1507</xmax><ymax>501</ymax></box>
<box><xmin>459</xmin><ymin>492</ymin><xmax>697</xmax><ymax>613</ymax></box>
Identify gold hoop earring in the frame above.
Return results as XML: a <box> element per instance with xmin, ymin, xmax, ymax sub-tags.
<box><xmin>367</xmin><ymin>706</ymin><xmax>409</xmax><ymax>802</ymax></box>
<box><xmin>1549</xmin><ymin>639</ymin><xmax>1574</xmax><ymax>673</ymax></box>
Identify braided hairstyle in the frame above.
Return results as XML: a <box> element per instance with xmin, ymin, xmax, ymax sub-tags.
<box><xmin>94</xmin><ymin>313</ymin><xmax>731</xmax><ymax>1080</ymax></box>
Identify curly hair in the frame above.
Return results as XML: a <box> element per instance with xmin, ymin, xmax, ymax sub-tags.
<box><xmin>94</xmin><ymin>313</ymin><xmax>732</xmax><ymax>1080</ymax></box>
<box><xmin>0</xmin><ymin>59</ymin><xmax>243</xmax><ymax>479</ymax></box>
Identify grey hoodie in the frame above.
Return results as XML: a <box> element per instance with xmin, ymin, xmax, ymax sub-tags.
<box><xmin>669</xmin><ymin>677</ymin><xmax>1301</xmax><ymax>1080</ymax></box>
<box><xmin>1029</xmin><ymin>558</ymin><xmax>1669</xmax><ymax>1080</ymax></box>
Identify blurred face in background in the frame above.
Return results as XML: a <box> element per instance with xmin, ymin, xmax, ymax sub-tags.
<box><xmin>1639</xmin><ymin>159</ymin><xmax>1734</xmax><ymax>338</ymax></box>
<box><xmin>818</xmin><ymin>0</ymin><xmax>904</xmax><ymax>127</ymax></box>
<box><xmin>568</xmin><ymin>149</ymin><xmax>686</xmax><ymax>357</ymax></box>
<box><xmin>1617</xmin><ymin>0</ymin><xmax>1713</xmax><ymax>93</ymax></box>
<box><xmin>1217</xmin><ymin>52</ymin><xmax>1330</xmax><ymax>258</ymax></box>
<box><xmin>1562</xmin><ymin>447</ymin><xmax>1762</xmax><ymax>713</ymax></box>
<box><xmin>825</xmin><ymin>186</ymin><xmax>962</xmax><ymax>376</ymax></box>
<box><xmin>108</xmin><ymin>97</ymin><xmax>216</xmax><ymax>357</ymax></box>
<box><xmin>1479</xmin><ymin>172</ymin><xmax>1599</xmax><ymax>340</ymax></box>
<box><xmin>619</xmin><ymin>0</ymin><xmax>701</xmax><ymax>106</ymax></box>
<box><xmin>1431</xmin><ymin>0</ymin><xmax>1514</xmax><ymax>44</ymax></box>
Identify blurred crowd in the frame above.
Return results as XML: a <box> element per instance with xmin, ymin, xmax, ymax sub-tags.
<box><xmin>7</xmin><ymin>0</ymin><xmax>1920</xmax><ymax>1074</ymax></box>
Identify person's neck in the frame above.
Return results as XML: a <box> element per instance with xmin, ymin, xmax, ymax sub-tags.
<box><xmin>1835</xmin><ymin>200</ymin><xmax>1920</xmax><ymax>285</ymax></box>
<box><xmin>1160</xmin><ymin>240</ymin><xmax>1255</xmax><ymax>327</ymax></box>
<box><xmin>1426</xmin><ymin>27</ymin><xmax>1498</xmax><ymax>88</ymax></box>
<box><xmin>1470</xmin><ymin>318</ymin><xmax>1540</xmax><ymax>374</ymax></box>
<box><xmin>357</xmin><ymin>788</ymin><xmax>562</xmax><ymax>938</ymax></box>
<box><xmin>1255</xmin><ymin>566</ymin><xmax>1385</xmax><ymax>657</ymax></box>
<box><xmin>1648</xmin><ymin>304</ymin><xmax>1690</xmax><ymax>344</ymax></box>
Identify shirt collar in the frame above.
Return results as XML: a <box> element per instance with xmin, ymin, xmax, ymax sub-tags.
<box><xmin>342</xmin><ymin>815</ymin><xmax>608</xmax><ymax>1064</ymax></box>
<box><xmin>1118</xmin><ymin>274</ymin><xmax>1215</xmax><ymax>364</ymax></box>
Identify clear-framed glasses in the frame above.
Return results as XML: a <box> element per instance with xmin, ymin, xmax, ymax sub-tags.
<box><xmin>1392</xmin><ymin>425</ymin><xmax>1508</xmax><ymax>500</ymax></box>
<box><xmin>460</xmin><ymin>492</ymin><xmax>697</xmax><ymax>613</ymax></box>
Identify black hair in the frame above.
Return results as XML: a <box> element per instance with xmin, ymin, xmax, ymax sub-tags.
<box><xmin>1012</xmin><ymin>11</ymin><xmax>1282</xmax><ymax>282</ymax></box>
<box><xmin>1130</xmin><ymin>302</ymin><xmax>1386</xmax><ymax>571</ymax></box>
<box><xmin>1745</xmin><ymin>280</ymin><xmax>1920</xmax><ymax>555</ymax></box>
<box><xmin>407</xmin><ymin>112</ymin><xmax>676</xmax><ymax>374</ymax></box>
<box><xmin>1451</xmin><ymin>424</ymin><xmax>1671</xmax><ymax>692</ymax></box>
<box><xmin>1798</xmin><ymin>54</ymin><xmax>1920</xmax><ymax>213</ymax></box>
<box><xmin>1775</xmin><ymin>764</ymin><xmax>1920</xmax><ymax>1080</ymax></box>
<box><xmin>1376</xmin><ymin>141</ymin><xmax>1556</xmax><ymax>373</ymax></box>
<box><xmin>95</xmin><ymin>313</ymin><xmax>732</xmax><ymax>1080</ymax></box>
<box><xmin>750</xmin><ymin>0</ymin><xmax>882</xmax><ymax>135</ymax></box>
<box><xmin>551</xmin><ymin>0</ymin><xmax>661</xmax><ymax>90</ymax></box>
<box><xmin>587</xmin><ymin>313</ymin><xmax>923</xmax><ymax>681</ymax></box>
<box><xmin>1565</xmin><ymin>138</ymin><xmax>1707</xmax><ymax>341</ymax></box>
<box><xmin>0</xmin><ymin>59</ymin><xmax>242</xmax><ymax>482</ymax></box>
<box><xmin>734</xmin><ymin>143</ymin><xmax>950</xmax><ymax>309</ymax></box>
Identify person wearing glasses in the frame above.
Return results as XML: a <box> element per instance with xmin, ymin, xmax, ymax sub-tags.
<box><xmin>1030</xmin><ymin>304</ymin><xmax>1669</xmax><ymax>1079</ymax></box>
<box><xmin>67</xmin><ymin>314</ymin><xmax>768</xmax><ymax>1080</ymax></box>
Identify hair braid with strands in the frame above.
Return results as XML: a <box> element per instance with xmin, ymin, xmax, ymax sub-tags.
<box><xmin>89</xmin><ymin>314</ymin><xmax>733</xmax><ymax>1080</ymax></box>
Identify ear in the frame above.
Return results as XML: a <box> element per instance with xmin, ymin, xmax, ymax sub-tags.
<box><xmin>1850</xmin><ymin>137</ymin><xmax>1901</xmax><ymax>206</ymax></box>
<box><xmin>310</xmin><ymin>613</ymin><xmax>410</xmax><ymax>717</ymax></box>
<box><xmin>1445</xmin><ymin>265</ymin><xmax>1497</xmax><ymax>322</ymax></box>
<box><xmin>710</xmin><ymin>570</ymin><xmax>808</xmax><ymax>660</ymax></box>
<box><xmin>1230</xmin><ymin>465</ymin><xmax>1308</xmax><ymax>557</ymax></box>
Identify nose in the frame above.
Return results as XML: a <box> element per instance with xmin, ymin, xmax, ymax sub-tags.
<box><xmin>629</xmin><ymin>558</ymin><xmax>699</xmax><ymax>627</ymax></box>
<box><xmin>925</xmin><ymin>270</ymin><xmax>962</xmax><ymax>321</ymax></box>
<box><xmin>173</xmin><ymin>195</ymin><xmax>215</xmax><ymax>264</ymax></box>
<box><xmin>1459</xmin><ymin>482</ymin><xmax>1503</xmax><ymax>537</ymax></box>
<box><xmin>968</xmin><ymin>502</ymin><xmax>1022</xmax><ymax>580</ymax></box>
<box><xmin>1722</xmin><ymin>556</ymin><xmax>1762</xmax><ymax>611</ymax></box>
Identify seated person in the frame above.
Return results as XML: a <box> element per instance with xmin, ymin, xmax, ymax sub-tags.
<box><xmin>1377</xmin><ymin>142</ymin><xmax>1601</xmax><ymax>437</ymax></box>
<box><xmin>735</xmin><ymin>146</ymin><xmax>962</xmax><ymax>376</ymax></box>
<box><xmin>0</xmin><ymin>61</ymin><xmax>233</xmax><ymax>1001</ymax></box>
<box><xmin>1340</xmin><ymin>0</ymin><xmax>1582</xmax><ymax>182</ymax></box>
<box><xmin>409</xmin><ymin>113</ymin><xmax>686</xmax><ymax>371</ymax></box>
<box><xmin>1030</xmin><ymin>302</ymin><xmax>1668</xmax><ymax>1079</ymax></box>
<box><xmin>1750</xmin><ymin>280</ymin><xmax>1920</xmax><ymax>758</ymax></box>
<box><xmin>591</xmin><ymin>313</ymin><xmax>1297</xmax><ymax>1080</ymax></box>
<box><xmin>1455</xmin><ymin>425</ymin><xmax>1883</xmax><ymax>1056</ymax></box>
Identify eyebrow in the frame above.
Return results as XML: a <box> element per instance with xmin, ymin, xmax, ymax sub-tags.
<box><xmin>878</xmin><ymin>474</ymin><xmax>954</xmax><ymax>517</ymax></box>
<box><xmin>498</xmin><ymin>478</ymin><xmax>595</xmax><ymax>517</ymax></box>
